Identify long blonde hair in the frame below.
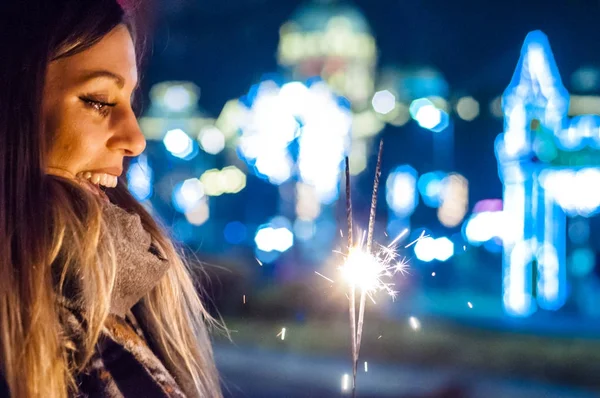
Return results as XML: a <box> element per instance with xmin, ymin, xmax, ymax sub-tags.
<box><xmin>0</xmin><ymin>0</ymin><xmax>222</xmax><ymax>396</ymax></box>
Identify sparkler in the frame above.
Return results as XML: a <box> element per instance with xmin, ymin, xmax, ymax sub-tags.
<box><xmin>314</xmin><ymin>140</ymin><xmax>421</xmax><ymax>395</ymax></box>
<box><xmin>342</xmin><ymin>140</ymin><xmax>409</xmax><ymax>396</ymax></box>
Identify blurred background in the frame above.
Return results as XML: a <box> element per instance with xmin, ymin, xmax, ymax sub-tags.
<box><xmin>127</xmin><ymin>0</ymin><xmax>600</xmax><ymax>396</ymax></box>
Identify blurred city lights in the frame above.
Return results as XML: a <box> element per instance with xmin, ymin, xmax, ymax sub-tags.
<box><xmin>351</xmin><ymin>109</ymin><xmax>385</xmax><ymax>138</ymax></box>
<box><xmin>172</xmin><ymin>178</ymin><xmax>205</xmax><ymax>213</ymax></box>
<box><xmin>278</xmin><ymin>4</ymin><xmax>377</xmax><ymax>105</ymax></box>
<box><xmin>152</xmin><ymin>81</ymin><xmax>199</xmax><ymax>113</ymax></box>
<box><xmin>409</xmin><ymin>97</ymin><xmax>449</xmax><ymax>132</ymax></box>
<box><xmin>163</xmin><ymin>128</ymin><xmax>195</xmax><ymax>159</ymax></box>
<box><xmin>255</xmin><ymin>225</ymin><xmax>294</xmax><ymax>253</ymax></box>
<box><xmin>417</xmin><ymin>171</ymin><xmax>447</xmax><ymax>208</ymax></box>
<box><xmin>293</xmin><ymin>219</ymin><xmax>316</xmax><ymax>241</ymax></box>
<box><xmin>215</xmin><ymin>99</ymin><xmax>245</xmax><ymax>141</ymax></box>
<box><xmin>386</xmin><ymin>165</ymin><xmax>418</xmax><ymax>217</ymax></box>
<box><xmin>414</xmin><ymin>103</ymin><xmax>440</xmax><ymax>128</ymax></box>
<box><xmin>437</xmin><ymin>173</ymin><xmax>469</xmax><ymax>227</ymax></box>
<box><xmin>371</xmin><ymin>89</ymin><xmax>396</xmax><ymax>114</ymax></box>
<box><xmin>163</xmin><ymin>84</ymin><xmax>193</xmax><ymax>112</ymax></box>
<box><xmin>455</xmin><ymin>96</ymin><xmax>480</xmax><ymax>121</ymax></box>
<box><xmin>200</xmin><ymin>166</ymin><xmax>247</xmax><ymax>196</ymax></box>
<box><xmin>569</xmin><ymin>248</ymin><xmax>595</xmax><ymax>277</ymax></box>
<box><xmin>295</xmin><ymin>183</ymin><xmax>321</xmax><ymax>221</ymax></box>
<box><xmin>414</xmin><ymin>236</ymin><xmax>454</xmax><ymax>262</ymax></box>
<box><xmin>348</xmin><ymin>140</ymin><xmax>368</xmax><ymax>175</ymax></box>
<box><xmin>238</xmin><ymin>77</ymin><xmax>351</xmax><ymax>202</ymax></box>
<box><xmin>464</xmin><ymin>211</ymin><xmax>507</xmax><ymax>245</ymax></box>
<box><xmin>497</xmin><ymin>31</ymin><xmax>572</xmax><ymax>316</ymax></box>
<box><xmin>127</xmin><ymin>154</ymin><xmax>153</xmax><ymax>201</ymax></box>
<box><xmin>184</xmin><ymin>198</ymin><xmax>210</xmax><ymax>226</ymax></box>
<box><xmin>198</xmin><ymin>125</ymin><xmax>226</xmax><ymax>155</ymax></box>
<box><xmin>540</xmin><ymin>168</ymin><xmax>600</xmax><ymax>216</ymax></box>
<box><xmin>435</xmin><ymin>237</ymin><xmax>454</xmax><ymax>261</ymax></box>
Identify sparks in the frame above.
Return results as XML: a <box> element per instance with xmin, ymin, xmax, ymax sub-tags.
<box><xmin>277</xmin><ymin>327</ymin><xmax>286</xmax><ymax>340</ymax></box>
<box><xmin>468</xmin><ymin>302</ymin><xmax>473</xmax><ymax>309</ymax></box>
<box><xmin>243</xmin><ymin>294</ymin><xmax>246</xmax><ymax>304</ymax></box>
<box><xmin>432</xmin><ymin>272</ymin><xmax>436</xmax><ymax>276</ymax></box>
<box><xmin>405</xmin><ymin>230</ymin><xmax>428</xmax><ymax>248</ymax></box>
<box><xmin>341</xmin><ymin>374</ymin><xmax>350</xmax><ymax>392</ymax></box>
<box><xmin>364</xmin><ymin>362</ymin><xmax>368</xmax><ymax>372</ymax></box>
<box><xmin>409</xmin><ymin>316</ymin><xmax>421</xmax><ymax>331</ymax></box>
<box><xmin>339</xmin><ymin>242</ymin><xmax>403</xmax><ymax>302</ymax></box>
<box><xmin>315</xmin><ymin>271</ymin><xmax>334</xmax><ymax>283</ymax></box>
<box><xmin>255</xmin><ymin>258</ymin><xmax>263</xmax><ymax>266</ymax></box>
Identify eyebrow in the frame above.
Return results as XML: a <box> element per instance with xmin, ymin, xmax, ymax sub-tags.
<box><xmin>78</xmin><ymin>70</ymin><xmax>138</xmax><ymax>90</ymax></box>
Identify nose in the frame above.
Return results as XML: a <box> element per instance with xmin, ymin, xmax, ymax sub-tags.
<box><xmin>108</xmin><ymin>108</ymin><xmax>146</xmax><ymax>157</ymax></box>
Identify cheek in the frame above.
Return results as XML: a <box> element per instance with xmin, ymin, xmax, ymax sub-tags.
<box><xmin>46</xmin><ymin>107</ymin><xmax>100</xmax><ymax>172</ymax></box>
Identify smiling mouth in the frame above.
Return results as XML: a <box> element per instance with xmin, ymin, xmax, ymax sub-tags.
<box><xmin>76</xmin><ymin>171</ymin><xmax>119</xmax><ymax>188</ymax></box>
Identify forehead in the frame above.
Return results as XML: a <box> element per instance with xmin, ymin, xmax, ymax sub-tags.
<box><xmin>50</xmin><ymin>25</ymin><xmax>138</xmax><ymax>86</ymax></box>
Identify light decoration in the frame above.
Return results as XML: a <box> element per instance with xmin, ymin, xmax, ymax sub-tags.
<box><xmin>278</xmin><ymin>3</ymin><xmax>377</xmax><ymax>110</ymax></box>
<box><xmin>254</xmin><ymin>217</ymin><xmax>294</xmax><ymax>253</ymax></box>
<box><xmin>163</xmin><ymin>128</ymin><xmax>196</xmax><ymax>159</ymax></box>
<box><xmin>127</xmin><ymin>154</ymin><xmax>153</xmax><ymax>201</ymax></box>
<box><xmin>409</xmin><ymin>98</ymin><xmax>449</xmax><ymax>132</ymax></box>
<box><xmin>197</xmin><ymin>125</ymin><xmax>225</xmax><ymax>155</ymax></box>
<box><xmin>437</xmin><ymin>173</ymin><xmax>469</xmax><ymax>228</ymax></box>
<box><xmin>386</xmin><ymin>165</ymin><xmax>418</xmax><ymax>218</ymax></box>
<box><xmin>138</xmin><ymin>81</ymin><xmax>215</xmax><ymax>141</ymax></box>
<box><xmin>455</xmin><ymin>96</ymin><xmax>480</xmax><ymax>121</ymax></box>
<box><xmin>374</xmin><ymin>66</ymin><xmax>450</xmax><ymax>129</ymax></box>
<box><xmin>494</xmin><ymin>30</ymin><xmax>600</xmax><ymax>316</ymax></box>
<box><xmin>172</xmin><ymin>178</ymin><xmax>205</xmax><ymax>213</ymax></box>
<box><xmin>237</xmin><ymin>78</ymin><xmax>351</xmax><ymax>203</ymax></box>
<box><xmin>199</xmin><ymin>166</ymin><xmax>246</xmax><ymax>196</ymax></box>
<box><xmin>414</xmin><ymin>236</ymin><xmax>454</xmax><ymax>262</ymax></box>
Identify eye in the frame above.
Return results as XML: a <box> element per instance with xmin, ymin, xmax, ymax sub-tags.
<box><xmin>79</xmin><ymin>96</ymin><xmax>117</xmax><ymax>117</ymax></box>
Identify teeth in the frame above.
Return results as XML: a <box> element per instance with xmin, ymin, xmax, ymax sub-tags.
<box><xmin>77</xmin><ymin>172</ymin><xmax>118</xmax><ymax>188</ymax></box>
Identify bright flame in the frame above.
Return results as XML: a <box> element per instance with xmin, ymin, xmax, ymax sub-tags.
<box><xmin>337</xmin><ymin>229</ymin><xmax>409</xmax><ymax>301</ymax></box>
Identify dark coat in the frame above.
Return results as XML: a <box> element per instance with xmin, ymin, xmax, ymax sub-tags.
<box><xmin>0</xmin><ymin>308</ymin><xmax>191</xmax><ymax>397</ymax></box>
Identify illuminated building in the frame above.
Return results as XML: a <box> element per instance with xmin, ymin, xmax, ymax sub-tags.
<box><xmin>495</xmin><ymin>30</ymin><xmax>600</xmax><ymax>316</ymax></box>
<box><xmin>278</xmin><ymin>0</ymin><xmax>377</xmax><ymax>111</ymax></box>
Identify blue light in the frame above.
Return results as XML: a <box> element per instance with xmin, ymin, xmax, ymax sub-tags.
<box><xmin>172</xmin><ymin>178</ymin><xmax>205</xmax><ymax>213</ymax></box>
<box><xmin>497</xmin><ymin>30</ymin><xmax>573</xmax><ymax>317</ymax></box>
<box><xmin>386</xmin><ymin>165</ymin><xmax>418</xmax><ymax>217</ymax></box>
<box><xmin>414</xmin><ymin>236</ymin><xmax>454</xmax><ymax>262</ymax></box>
<box><xmin>163</xmin><ymin>128</ymin><xmax>195</xmax><ymax>159</ymax></box>
<box><xmin>435</xmin><ymin>237</ymin><xmax>454</xmax><ymax>262</ymax></box>
<box><xmin>127</xmin><ymin>154</ymin><xmax>153</xmax><ymax>201</ymax></box>
<box><xmin>417</xmin><ymin>171</ymin><xmax>447</xmax><ymax>208</ymax></box>
<box><xmin>224</xmin><ymin>221</ymin><xmax>248</xmax><ymax>244</ymax></box>
<box><xmin>254</xmin><ymin>247</ymin><xmax>281</xmax><ymax>264</ymax></box>
<box><xmin>254</xmin><ymin>216</ymin><xmax>294</xmax><ymax>253</ymax></box>
<box><xmin>409</xmin><ymin>98</ymin><xmax>449</xmax><ymax>132</ymax></box>
<box><xmin>254</xmin><ymin>226</ymin><xmax>294</xmax><ymax>252</ymax></box>
<box><xmin>238</xmin><ymin>76</ymin><xmax>351</xmax><ymax>202</ymax></box>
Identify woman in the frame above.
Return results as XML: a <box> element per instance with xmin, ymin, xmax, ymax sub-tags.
<box><xmin>0</xmin><ymin>0</ymin><xmax>223</xmax><ymax>397</ymax></box>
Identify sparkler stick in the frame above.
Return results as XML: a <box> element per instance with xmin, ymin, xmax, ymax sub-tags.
<box><xmin>337</xmin><ymin>140</ymin><xmax>405</xmax><ymax>397</ymax></box>
<box><xmin>345</xmin><ymin>156</ymin><xmax>358</xmax><ymax>397</ymax></box>
<box><xmin>355</xmin><ymin>139</ymin><xmax>383</xmax><ymax>383</ymax></box>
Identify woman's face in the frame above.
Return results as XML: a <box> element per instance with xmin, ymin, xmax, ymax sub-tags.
<box><xmin>43</xmin><ymin>24</ymin><xmax>146</xmax><ymax>188</ymax></box>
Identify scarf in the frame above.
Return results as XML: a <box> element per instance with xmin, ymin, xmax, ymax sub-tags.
<box><xmin>57</xmin><ymin>200</ymin><xmax>199</xmax><ymax>397</ymax></box>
